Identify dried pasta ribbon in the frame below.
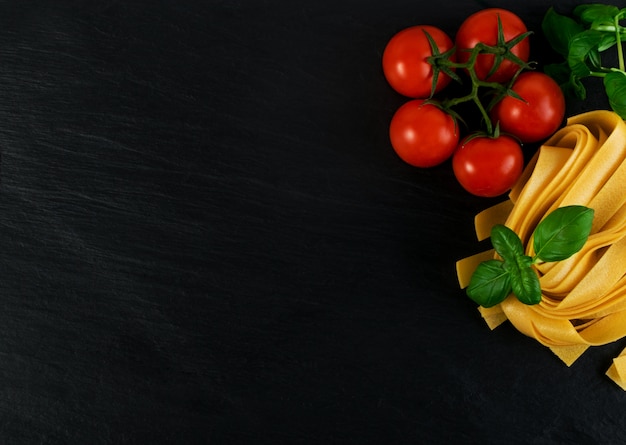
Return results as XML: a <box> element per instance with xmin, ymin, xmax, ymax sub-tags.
<box><xmin>607</xmin><ymin>347</ymin><xmax>626</xmax><ymax>390</ymax></box>
<box><xmin>456</xmin><ymin>110</ymin><xmax>626</xmax><ymax>389</ymax></box>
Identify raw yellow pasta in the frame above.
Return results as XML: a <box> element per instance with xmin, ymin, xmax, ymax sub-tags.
<box><xmin>456</xmin><ymin>110</ymin><xmax>626</xmax><ymax>389</ymax></box>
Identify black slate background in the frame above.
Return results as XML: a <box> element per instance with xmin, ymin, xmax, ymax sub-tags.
<box><xmin>0</xmin><ymin>0</ymin><xmax>624</xmax><ymax>443</ymax></box>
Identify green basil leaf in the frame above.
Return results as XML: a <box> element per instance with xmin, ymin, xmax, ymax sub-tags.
<box><xmin>544</xmin><ymin>63</ymin><xmax>587</xmax><ymax>100</ymax></box>
<box><xmin>573</xmin><ymin>4</ymin><xmax>620</xmax><ymax>26</ymax></box>
<box><xmin>542</xmin><ymin>7</ymin><xmax>586</xmax><ymax>58</ymax></box>
<box><xmin>466</xmin><ymin>260</ymin><xmax>512</xmax><ymax>308</ymax></box>
<box><xmin>566</xmin><ymin>71</ymin><xmax>587</xmax><ymax>100</ymax></box>
<box><xmin>510</xmin><ymin>265</ymin><xmax>542</xmax><ymax>305</ymax></box>
<box><xmin>598</xmin><ymin>33</ymin><xmax>617</xmax><ymax>52</ymax></box>
<box><xmin>604</xmin><ymin>70</ymin><xmax>626</xmax><ymax>119</ymax></box>
<box><xmin>544</xmin><ymin>62</ymin><xmax>571</xmax><ymax>86</ymax></box>
<box><xmin>515</xmin><ymin>254</ymin><xmax>532</xmax><ymax>269</ymax></box>
<box><xmin>587</xmin><ymin>46</ymin><xmax>602</xmax><ymax>71</ymax></box>
<box><xmin>568</xmin><ymin>30</ymin><xmax>605</xmax><ymax>77</ymax></box>
<box><xmin>533</xmin><ymin>205</ymin><xmax>594</xmax><ymax>262</ymax></box>
<box><xmin>490</xmin><ymin>224</ymin><xmax>524</xmax><ymax>263</ymax></box>
<box><xmin>502</xmin><ymin>255</ymin><xmax>541</xmax><ymax>305</ymax></box>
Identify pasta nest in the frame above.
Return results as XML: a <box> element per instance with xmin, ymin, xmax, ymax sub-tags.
<box><xmin>457</xmin><ymin>110</ymin><xmax>626</xmax><ymax>389</ymax></box>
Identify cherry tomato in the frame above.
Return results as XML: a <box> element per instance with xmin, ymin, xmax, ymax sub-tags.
<box><xmin>389</xmin><ymin>100</ymin><xmax>459</xmax><ymax>168</ymax></box>
<box><xmin>455</xmin><ymin>8</ymin><xmax>530</xmax><ymax>83</ymax></box>
<box><xmin>383</xmin><ymin>25</ymin><xmax>456</xmax><ymax>98</ymax></box>
<box><xmin>490</xmin><ymin>72</ymin><xmax>565</xmax><ymax>143</ymax></box>
<box><xmin>452</xmin><ymin>134</ymin><xmax>524</xmax><ymax>197</ymax></box>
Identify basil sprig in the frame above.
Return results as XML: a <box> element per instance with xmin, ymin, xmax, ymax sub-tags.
<box><xmin>542</xmin><ymin>5</ymin><xmax>626</xmax><ymax>117</ymax></box>
<box><xmin>466</xmin><ymin>205</ymin><xmax>594</xmax><ymax>308</ymax></box>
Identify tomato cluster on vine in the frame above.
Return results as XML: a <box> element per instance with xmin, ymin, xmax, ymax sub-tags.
<box><xmin>382</xmin><ymin>8</ymin><xmax>566</xmax><ymax>197</ymax></box>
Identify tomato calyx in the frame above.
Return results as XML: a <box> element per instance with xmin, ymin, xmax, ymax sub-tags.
<box><xmin>483</xmin><ymin>68</ymin><xmax>528</xmax><ymax>111</ymax></box>
<box><xmin>460</xmin><ymin>130</ymin><xmax>493</xmax><ymax>145</ymax></box>
<box><xmin>482</xmin><ymin>15</ymin><xmax>534</xmax><ymax>80</ymax></box>
<box><xmin>424</xmin><ymin>30</ymin><xmax>462</xmax><ymax>98</ymax></box>
<box><xmin>422</xmin><ymin>97</ymin><xmax>463</xmax><ymax>133</ymax></box>
<box><xmin>461</xmin><ymin>121</ymin><xmax>522</xmax><ymax>146</ymax></box>
<box><xmin>461</xmin><ymin>122</ymin><xmax>498</xmax><ymax>144</ymax></box>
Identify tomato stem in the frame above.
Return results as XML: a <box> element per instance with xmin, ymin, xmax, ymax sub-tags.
<box><xmin>428</xmin><ymin>14</ymin><xmax>532</xmax><ymax>138</ymax></box>
<box><xmin>439</xmin><ymin>43</ymin><xmax>514</xmax><ymax>136</ymax></box>
<box><xmin>616</xmin><ymin>14</ymin><xmax>625</xmax><ymax>72</ymax></box>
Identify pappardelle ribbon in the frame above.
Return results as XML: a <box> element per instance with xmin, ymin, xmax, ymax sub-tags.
<box><xmin>456</xmin><ymin>110</ymin><xmax>626</xmax><ymax>389</ymax></box>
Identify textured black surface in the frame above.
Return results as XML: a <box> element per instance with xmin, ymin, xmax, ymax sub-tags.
<box><xmin>0</xmin><ymin>0</ymin><xmax>625</xmax><ymax>443</ymax></box>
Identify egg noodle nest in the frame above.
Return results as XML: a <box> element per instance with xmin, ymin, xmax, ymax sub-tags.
<box><xmin>456</xmin><ymin>110</ymin><xmax>626</xmax><ymax>389</ymax></box>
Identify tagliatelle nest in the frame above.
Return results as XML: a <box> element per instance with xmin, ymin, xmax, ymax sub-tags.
<box><xmin>456</xmin><ymin>110</ymin><xmax>626</xmax><ymax>389</ymax></box>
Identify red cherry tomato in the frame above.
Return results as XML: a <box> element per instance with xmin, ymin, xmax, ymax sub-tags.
<box><xmin>452</xmin><ymin>134</ymin><xmax>524</xmax><ymax>197</ymax></box>
<box><xmin>383</xmin><ymin>25</ymin><xmax>456</xmax><ymax>98</ymax></box>
<box><xmin>455</xmin><ymin>8</ymin><xmax>530</xmax><ymax>83</ymax></box>
<box><xmin>490</xmin><ymin>71</ymin><xmax>566</xmax><ymax>143</ymax></box>
<box><xmin>389</xmin><ymin>100</ymin><xmax>459</xmax><ymax>168</ymax></box>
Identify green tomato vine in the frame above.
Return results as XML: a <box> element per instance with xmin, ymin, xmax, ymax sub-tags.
<box><xmin>424</xmin><ymin>17</ymin><xmax>534</xmax><ymax>136</ymax></box>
